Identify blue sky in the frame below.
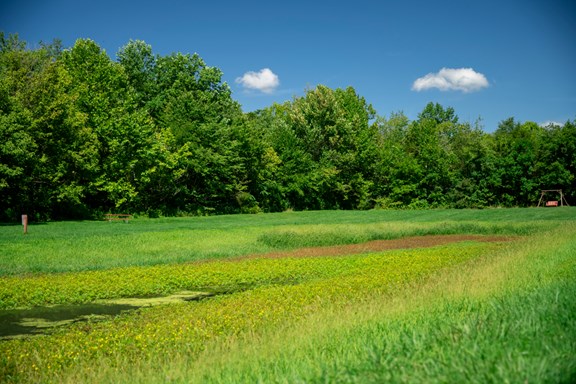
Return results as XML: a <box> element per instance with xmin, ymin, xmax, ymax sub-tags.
<box><xmin>2</xmin><ymin>0</ymin><xmax>575</xmax><ymax>131</ymax></box>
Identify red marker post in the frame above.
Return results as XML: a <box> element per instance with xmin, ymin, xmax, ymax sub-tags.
<box><xmin>22</xmin><ymin>214</ymin><xmax>28</xmax><ymax>235</ymax></box>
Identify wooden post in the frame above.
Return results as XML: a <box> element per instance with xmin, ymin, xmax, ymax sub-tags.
<box><xmin>537</xmin><ymin>191</ymin><xmax>545</xmax><ymax>207</ymax></box>
<box><xmin>22</xmin><ymin>214</ymin><xmax>28</xmax><ymax>235</ymax></box>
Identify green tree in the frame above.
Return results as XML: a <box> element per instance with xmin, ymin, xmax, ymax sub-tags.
<box><xmin>260</xmin><ymin>101</ymin><xmax>316</xmax><ymax>210</ymax></box>
<box><xmin>148</xmin><ymin>52</ymin><xmax>241</xmax><ymax>138</ymax></box>
<box><xmin>535</xmin><ymin>121</ymin><xmax>576</xmax><ymax>204</ymax></box>
<box><xmin>266</xmin><ymin>85</ymin><xmax>379</xmax><ymax>210</ymax></box>
<box><xmin>153</xmin><ymin>52</ymin><xmax>248</xmax><ymax>213</ymax></box>
<box><xmin>119</xmin><ymin>43</ymin><xmax>266</xmax><ymax>214</ymax></box>
<box><xmin>397</xmin><ymin>103</ymin><xmax>460</xmax><ymax>207</ymax></box>
<box><xmin>0</xmin><ymin>33</ymin><xmax>58</xmax><ymax>220</ymax></box>
<box><xmin>492</xmin><ymin>118</ymin><xmax>544</xmax><ymax>206</ymax></box>
<box><xmin>0</xmin><ymin>88</ymin><xmax>36</xmax><ymax>220</ymax></box>
<box><xmin>373</xmin><ymin>111</ymin><xmax>421</xmax><ymax>208</ymax></box>
<box><xmin>5</xmin><ymin>33</ymin><xmax>572</xmax><ymax>218</ymax></box>
<box><xmin>446</xmin><ymin>121</ymin><xmax>498</xmax><ymax>208</ymax></box>
<box><xmin>116</xmin><ymin>40</ymin><xmax>156</xmax><ymax>108</ymax></box>
<box><xmin>26</xmin><ymin>58</ymin><xmax>100</xmax><ymax>218</ymax></box>
<box><xmin>60</xmin><ymin>39</ymin><xmax>165</xmax><ymax>214</ymax></box>
<box><xmin>374</xmin><ymin>108</ymin><xmax>499</xmax><ymax>209</ymax></box>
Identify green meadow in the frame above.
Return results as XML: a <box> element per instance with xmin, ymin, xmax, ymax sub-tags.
<box><xmin>0</xmin><ymin>208</ymin><xmax>575</xmax><ymax>383</ymax></box>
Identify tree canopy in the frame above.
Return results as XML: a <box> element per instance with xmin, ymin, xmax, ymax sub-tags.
<box><xmin>1</xmin><ymin>33</ymin><xmax>574</xmax><ymax>221</ymax></box>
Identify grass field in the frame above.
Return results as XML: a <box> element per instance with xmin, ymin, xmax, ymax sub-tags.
<box><xmin>0</xmin><ymin>208</ymin><xmax>575</xmax><ymax>383</ymax></box>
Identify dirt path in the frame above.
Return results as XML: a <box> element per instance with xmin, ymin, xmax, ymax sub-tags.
<box><xmin>245</xmin><ymin>234</ymin><xmax>515</xmax><ymax>260</ymax></box>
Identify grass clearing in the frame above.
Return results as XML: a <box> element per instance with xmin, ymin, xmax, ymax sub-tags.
<box><xmin>178</xmin><ymin>224</ymin><xmax>576</xmax><ymax>384</ymax></box>
<box><xmin>1</xmin><ymin>208</ymin><xmax>569</xmax><ymax>275</ymax></box>
<box><xmin>0</xmin><ymin>208</ymin><xmax>574</xmax><ymax>383</ymax></box>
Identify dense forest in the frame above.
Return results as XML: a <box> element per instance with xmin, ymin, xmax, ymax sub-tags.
<box><xmin>1</xmin><ymin>33</ymin><xmax>574</xmax><ymax>221</ymax></box>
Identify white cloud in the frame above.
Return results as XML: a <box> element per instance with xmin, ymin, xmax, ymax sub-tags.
<box><xmin>235</xmin><ymin>68</ymin><xmax>279</xmax><ymax>93</ymax></box>
<box><xmin>412</xmin><ymin>67</ymin><xmax>489</xmax><ymax>93</ymax></box>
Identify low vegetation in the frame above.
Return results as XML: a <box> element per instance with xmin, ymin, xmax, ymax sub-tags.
<box><xmin>0</xmin><ymin>208</ymin><xmax>574</xmax><ymax>383</ymax></box>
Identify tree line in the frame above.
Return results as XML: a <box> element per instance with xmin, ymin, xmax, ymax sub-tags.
<box><xmin>1</xmin><ymin>33</ymin><xmax>574</xmax><ymax>221</ymax></box>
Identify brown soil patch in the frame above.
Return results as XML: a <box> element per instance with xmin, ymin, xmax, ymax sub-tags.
<box><xmin>241</xmin><ymin>234</ymin><xmax>514</xmax><ymax>261</ymax></box>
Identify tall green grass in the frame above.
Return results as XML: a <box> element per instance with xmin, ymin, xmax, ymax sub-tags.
<box><xmin>1</xmin><ymin>208</ymin><xmax>572</xmax><ymax>275</ymax></box>
<box><xmin>0</xmin><ymin>209</ymin><xmax>574</xmax><ymax>383</ymax></box>
<box><xmin>257</xmin><ymin>221</ymin><xmax>536</xmax><ymax>249</ymax></box>
<box><xmin>1</xmin><ymin>241</ymin><xmax>497</xmax><ymax>382</ymax></box>
<box><xmin>189</xmin><ymin>225</ymin><xmax>576</xmax><ymax>384</ymax></box>
<box><xmin>244</xmin><ymin>282</ymin><xmax>575</xmax><ymax>384</ymax></box>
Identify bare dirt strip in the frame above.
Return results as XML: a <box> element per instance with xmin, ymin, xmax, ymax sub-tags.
<box><xmin>245</xmin><ymin>234</ymin><xmax>515</xmax><ymax>260</ymax></box>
